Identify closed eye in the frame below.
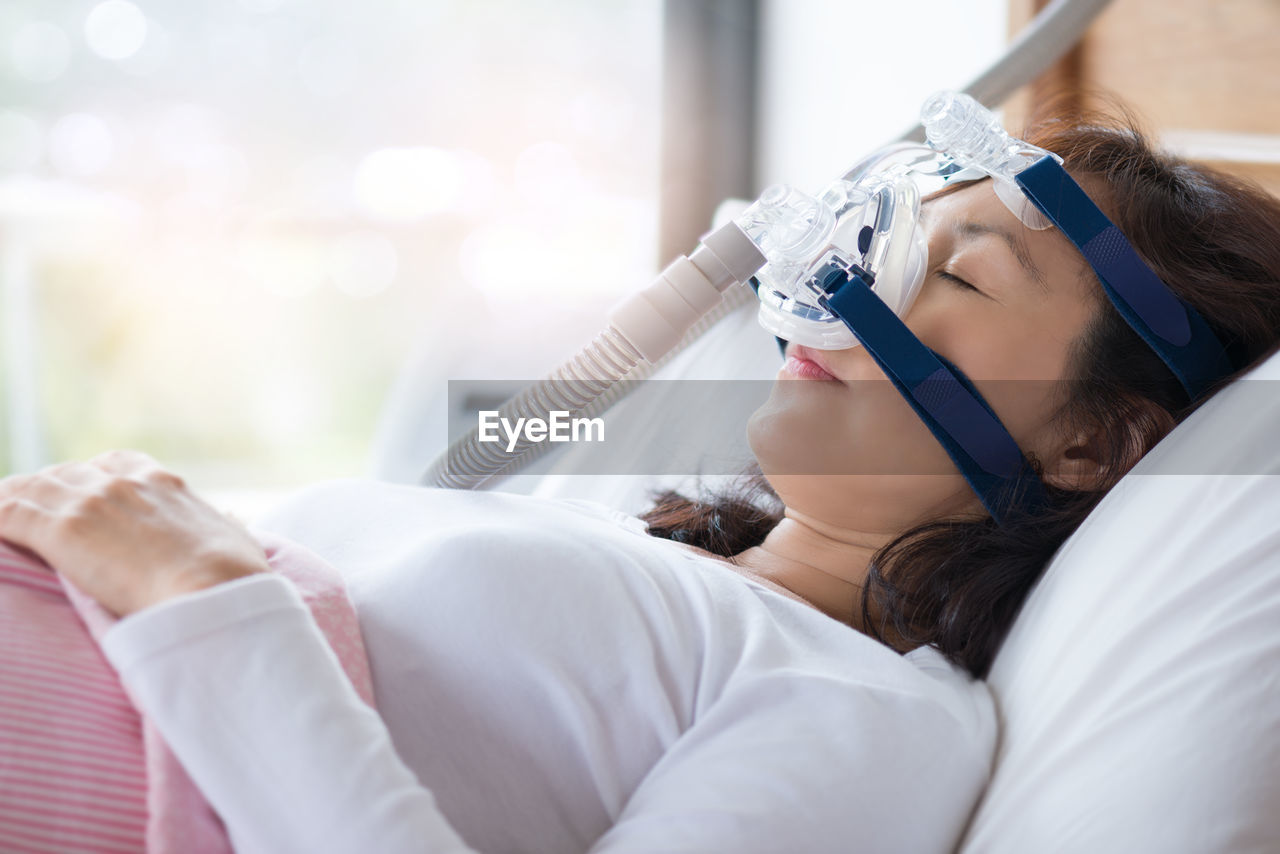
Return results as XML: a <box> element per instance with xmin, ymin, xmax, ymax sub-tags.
<box><xmin>937</xmin><ymin>269</ymin><xmax>982</xmax><ymax>294</ymax></box>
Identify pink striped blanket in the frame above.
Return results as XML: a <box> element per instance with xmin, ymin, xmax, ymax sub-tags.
<box><xmin>0</xmin><ymin>531</ymin><xmax>375</xmax><ymax>853</ymax></box>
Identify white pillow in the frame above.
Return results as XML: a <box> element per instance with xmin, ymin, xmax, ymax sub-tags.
<box><xmin>959</xmin><ymin>349</ymin><xmax>1280</xmax><ymax>853</ymax></box>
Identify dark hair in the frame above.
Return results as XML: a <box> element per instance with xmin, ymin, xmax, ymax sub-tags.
<box><xmin>641</xmin><ymin>105</ymin><xmax>1280</xmax><ymax>678</ymax></box>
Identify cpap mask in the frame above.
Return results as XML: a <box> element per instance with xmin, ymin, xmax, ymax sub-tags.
<box><xmin>730</xmin><ymin>91</ymin><xmax>1234</xmax><ymax>522</ymax></box>
<box><xmin>736</xmin><ymin>90</ymin><xmax>1057</xmax><ymax>351</ymax></box>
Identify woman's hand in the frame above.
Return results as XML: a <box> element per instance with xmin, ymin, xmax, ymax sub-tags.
<box><xmin>0</xmin><ymin>449</ymin><xmax>269</xmax><ymax>617</ymax></box>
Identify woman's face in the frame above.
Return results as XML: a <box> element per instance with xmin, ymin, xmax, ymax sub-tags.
<box><xmin>747</xmin><ymin>180</ymin><xmax>1100</xmax><ymax>532</ymax></box>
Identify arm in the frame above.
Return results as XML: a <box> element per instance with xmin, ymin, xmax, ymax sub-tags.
<box><xmin>0</xmin><ymin>450</ymin><xmax>479</xmax><ymax>852</ymax></box>
<box><xmin>103</xmin><ymin>573</ymin><xmax>478</xmax><ymax>854</ymax></box>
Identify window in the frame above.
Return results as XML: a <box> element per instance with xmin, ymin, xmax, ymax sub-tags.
<box><xmin>0</xmin><ymin>0</ymin><xmax>663</xmax><ymax>512</ymax></box>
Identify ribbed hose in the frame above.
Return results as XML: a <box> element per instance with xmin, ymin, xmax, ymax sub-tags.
<box><xmin>422</xmin><ymin>325</ymin><xmax>642</xmax><ymax>490</ymax></box>
<box><xmin>421</xmin><ymin>284</ymin><xmax>755</xmax><ymax>489</ymax></box>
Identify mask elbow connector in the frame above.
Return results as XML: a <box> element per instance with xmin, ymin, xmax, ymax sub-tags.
<box><xmin>734</xmin><ymin>184</ymin><xmax>837</xmax><ymax>269</ymax></box>
<box><xmin>691</xmin><ymin>220</ymin><xmax>768</xmax><ymax>291</ymax></box>
<box><xmin>607</xmin><ymin>220</ymin><xmax>766</xmax><ymax>363</ymax></box>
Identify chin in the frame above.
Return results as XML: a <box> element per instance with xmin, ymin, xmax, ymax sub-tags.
<box><xmin>748</xmin><ymin>399</ymin><xmax>835</xmax><ymax>477</ymax></box>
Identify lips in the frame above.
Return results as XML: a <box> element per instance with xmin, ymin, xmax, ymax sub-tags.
<box><xmin>784</xmin><ymin>344</ymin><xmax>841</xmax><ymax>382</ymax></box>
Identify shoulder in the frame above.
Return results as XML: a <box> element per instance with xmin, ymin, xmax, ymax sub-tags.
<box><xmin>706</xmin><ymin>633</ymin><xmax>995</xmax><ymax>745</ymax></box>
<box><xmin>595</xmin><ymin>637</ymin><xmax>997</xmax><ymax>854</ymax></box>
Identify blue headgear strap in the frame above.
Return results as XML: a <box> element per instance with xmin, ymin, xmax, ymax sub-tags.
<box><xmin>1014</xmin><ymin>155</ymin><xmax>1235</xmax><ymax>400</ymax></box>
<box><xmin>814</xmin><ymin>263</ymin><xmax>1046</xmax><ymax>525</ymax></box>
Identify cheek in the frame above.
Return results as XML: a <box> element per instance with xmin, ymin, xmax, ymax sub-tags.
<box><xmin>972</xmin><ymin>322</ymin><xmax>1077</xmax><ymax>381</ymax></box>
<box><xmin>908</xmin><ymin>285</ymin><xmax>1080</xmax><ymax>383</ymax></box>
<box><xmin>906</xmin><ymin>296</ymin><xmax>1082</xmax><ymax>447</ymax></box>
<box><xmin>944</xmin><ymin>311</ymin><xmax>1087</xmax><ymax>450</ymax></box>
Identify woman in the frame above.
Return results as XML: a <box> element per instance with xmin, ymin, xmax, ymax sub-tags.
<box><xmin>3</xmin><ymin>110</ymin><xmax>1280</xmax><ymax>853</ymax></box>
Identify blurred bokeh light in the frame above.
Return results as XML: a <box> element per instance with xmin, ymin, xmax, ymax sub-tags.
<box><xmin>0</xmin><ymin>0</ymin><xmax>662</xmax><ymax>500</ymax></box>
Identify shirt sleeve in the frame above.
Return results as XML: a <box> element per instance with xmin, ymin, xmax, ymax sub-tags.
<box><xmin>102</xmin><ymin>573</ymin><xmax>479</xmax><ymax>854</ymax></box>
<box><xmin>585</xmin><ymin>672</ymin><xmax>993</xmax><ymax>854</ymax></box>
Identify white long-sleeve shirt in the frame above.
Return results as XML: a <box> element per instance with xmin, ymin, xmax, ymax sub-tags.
<box><xmin>102</xmin><ymin>479</ymin><xmax>996</xmax><ymax>854</ymax></box>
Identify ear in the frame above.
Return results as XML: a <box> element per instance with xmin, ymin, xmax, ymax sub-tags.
<box><xmin>1039</xmin><ymin>400</ymin><xmax>1173</xmax><ymax>492</ymax></box>
<box><xmin>1039</xmin><ymin>424</ymin><xmax>1113</xmax><ymax>492</ymax></box>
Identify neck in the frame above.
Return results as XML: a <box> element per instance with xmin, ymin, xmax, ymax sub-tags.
<box><xmin>731</xmin><ymin>509</ymin><xmax>890</xmax><ymax>629</ymax></box>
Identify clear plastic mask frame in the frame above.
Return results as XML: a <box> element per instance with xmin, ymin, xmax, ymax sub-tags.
<box><xmin>737</xmin><ymin>92</ymin><xmax>1061</xmax><ymax>350</ymax></box>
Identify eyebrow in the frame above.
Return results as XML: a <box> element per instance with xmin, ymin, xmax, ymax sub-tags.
<box><xmin>955</xmin><ymin>220</ymin><xmax>1048</xmax><ymax>293</ymax></box>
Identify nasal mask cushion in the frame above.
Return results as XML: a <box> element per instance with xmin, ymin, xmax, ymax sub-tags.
<box><xmin>741</xmin><ymin>174</ymin><xmax>928</xmax><ymax>350</ymax></box>
<box><xmin>738</xmin><ymin>90</ymin><xmax>1064</xmax><ymax>351</ymax></box>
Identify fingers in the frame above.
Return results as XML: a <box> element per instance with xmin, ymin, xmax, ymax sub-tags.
<box><xmin>1</xmin><ymin>452</ymin><xmax>157</xmax><ymax>490</ymax></box>
<box><xmin>92</xmin><ymin>450</ymin><xmax>189</xmax><ymax>491</ymax></box>
<box><xmin>0</xmin><ymin>461</ymin><xmax>106</xmax><ymax>506</ymax></box>
<box><xmin>87</xmin><ymin>449</ymin><xmax>167</xmax><ymax>478</ymax></box>
<box><xmin>0</xmin><ymin>450</ymin><xmax>182</xmax><ymax>523</ymax></box>
<box><xmin>0</xmin><ymin>463</ymin><xmax>103</xmax><ymax>553</ymax></box>
<box><xmin>0</xmin><ymin>491</ymin><xmax>54</xmax><ymax>559</ymax></box>
<box><xmin>24</xmin><ymin>451</ymin><xmax>181</xmax><ymax>492</ymax></box>
<box><xmin>0</xmin><ymin>495</ymin><xmax>47</xmax><ymax>532</ymax></box>
<box><xmin>0</xmin><ymin>472</ymin><xmax>31</xmax><ymax>502</ymax></box>
<box><xmin>38</xmin><ymin>460</ymin><xmax>112</xmax><ymax>490</ymax></box>
<box><xmin>0</xmin><ymin>472</ymin><xmax>44</xmax><ymax>552</ymax></box>
<box><xmin>0</xmin><ymin>471</ymin><xmax>60</xmax><ymax>507</ymax></box>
